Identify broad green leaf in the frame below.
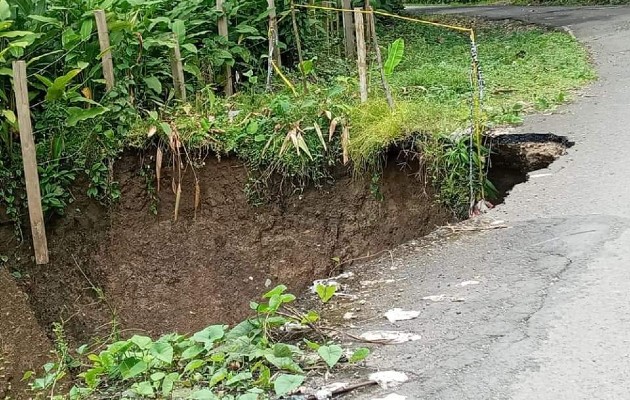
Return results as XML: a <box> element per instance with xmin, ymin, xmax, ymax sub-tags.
<box><xmin>384</xmin><ymin>38</ymin><xmax>405</xmax><ymax>76</ymax></box>
<box><xmin>181</xmin><ymin>344</ymin><xmax>204</xmax><ymax>360</ymax></box>
<box><xmin>209</xmin><ymin>368</ymin><xmax>228</xmax><ymax>387</ymax></box>
<box><xmin>191</xmin><ymin>389</ymin><xmax>218</xmax><ymax>400</ymax></box>
<box><xmin>274</xmin><ymin>374</ymin><xmax>305</xmax><ymax>396</ymax></box>
<box><xmin>150</xmin><ymin>372</ymin><xmax>165</xmax><ymax>381</ymax></box>
<box><xmin>0</xmin><ymin>0</ymin><xmax>9</xmax><ymax>21</ymax></box>
<box><xmin>192</xmin><ymin>325</ymin><xmax>225</xmax><ymax>349</ymax></box>
<box><xmin>181</xmin><ymin>43</ymin><xmax>197</xmax><ymax>53</ymax></box>
<box><xmin>1</xmin><ymin>109</ymin><xmax>16</xmax><ymax>124</ymax></box>
<box><xmin>226</xmin><ymin>371</ymin><xmax>252</xmax><ymax>386</ymax></box>
<box><xmin>130</xmin><ymin>335</ymin><xmax>152</xmax><ymax>350</ymax></box>
<box><xmin>237</xmin><ymin>394</ymin><xmax>259</xmax><ymax>400</ymax></box>
<box><xmin>80</xmin><ymin>20</ymin><xmax>93</xmax><ymax>41</ymax></box>
<box><xmin>162</xmin><ymin>372</ymin><xmax>178</xmax><ymax>397</ymax></box>
<box><xmin>303</xmin><ymin>339</ymin><xmax>320</xmax><ymax>351</ymax></box>
<box><xmin>349</xmin><ymin>347</ymin><xmax>370</xmax><ymax>363</ymax></box>
<box><xmin>172</xmin><ymin>19</ymin><xmax>185</xmax><ymax>42</ymax></box>
<box><xmin>0</xmin><ymin>31</ymin><xmax>34</xmax><ymax>38</ymax></box>
<box><xmin>263</xmin><ymin>285</ymin><xmax>287</xmax><ymax>298</ymax></box>
<box><xmin>119</xmin><ymin>357</ymin><xmax>148</xmax><ymax>380</ymax></box>
<box><xmin>273</xmin><ymin>343</ymin><xmax>292</xmax><ymax>358</ymax></box>
<box><xmin>246</xmin><ymin>120</ymin><xmax>259</xmax><ymax>135</ymax></box>
<box><xmin>150</xmin><ymin>342</ymin><xmax>174</xmax><ymax>364</ymax></box>
<box><xmin>66</xmin><ymin>106</ymin><xmax>109</xmax><ymax>127</ymax></box>
<box><xmin>318</xmin><ymin>345</ymin><xmax>343</xmax><ymax>368</ymax></box>
<box><xmin>133</xmin><ymin>381</ymin><xmax>154</xmax><ymax>396</ymax></box>
<box><xmin>143</xmin><ymin>76</ymin><xmax>162</xmax><ymax>94</ymax></box>
<box><xmin>315</xmin><ymin>284</ymin><xmax>336</xmax><ymax>303</ymax></box>
<box><xmin>299</xmin><ymin>60</ymin><xmax>314</xmax><ymax>76</ymax></box>
<box><xmin>0</xmin><ymin>67</ymin><xmax>11</xmax><ymax>76</ymax></box>
<box><xmin>184</xmin><ymin>359</ymin><xmax>205</xmax><ymax>373</ymax></box>
<box><xmin>46</xmin><ymin>68</ymin><xmax>83</xmax><ymax>101</ymax></box>
<box><xmin>264</xmin><ymin>354</ymin><xmax>303</xmax><ymax>373</ymax></box>
<box><xmin>28</xmin><ymin>15</ymin><xmax>62</xmax><ymax>27</ymax></box>
<box><xmin>226</xmin><ymin>320</ymin><xmax>257</xmax><ymax>340</ymax></box>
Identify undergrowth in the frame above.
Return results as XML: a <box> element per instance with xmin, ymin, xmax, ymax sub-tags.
<box><xmin>26</xmin><ymin>285</ymin><xmax>369</xmax><ymax>400</ymax></box>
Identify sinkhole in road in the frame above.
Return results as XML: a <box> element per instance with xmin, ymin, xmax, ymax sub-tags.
<box><xmin>487</xmin><ymin>133</ymin><xmax>573</xmax><ymax>204</ymax></box>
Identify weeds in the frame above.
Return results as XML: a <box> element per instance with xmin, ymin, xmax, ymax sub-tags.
<box><xmin>28</xmin><ymin>285</ymin><xmax>370</xmax><ymax>399</ymax></box>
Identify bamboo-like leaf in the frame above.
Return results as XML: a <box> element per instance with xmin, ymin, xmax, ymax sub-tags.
<box><xmin>296</xmin><ymin>134</ymin><xmax>313</xmax><ymax>161</ymax></box>
<box><xmin>194</xmin><ymin>179</ymin><xmax>200</xmax><ymax>216</ymax></box>
<box><xmin>341</xmin><ymin>125</ymin><xmax>350</xmax><ymax>165</ymax></box>
<box><xmin>329</xmin><ymin>117</ymin><xmax>339</xmax><ymax>141</ymax></box>
<box><xmin>384</xmin><ymin>38</ymin><xmax>404</xmax><ymax>76</ymax></box>
<box><xmin>174</xmin><ymin>183</ymin><xmax>182</xmax><ymax>222</ymax></box>
<box><xmin>313</xmin><ymin>122</ymin><xmax>326</xmax><ymax>151</ymax></box>
<box><xmin>156</xmin><ymin>147</ymin><xmax>163</xmax><ymax>192</ymax></box>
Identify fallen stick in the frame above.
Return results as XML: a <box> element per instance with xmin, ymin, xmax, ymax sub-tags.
<box><xmin>303</xmin><ymin>380</ymin><xmax>378</xmax><ymax>399</ymax></box>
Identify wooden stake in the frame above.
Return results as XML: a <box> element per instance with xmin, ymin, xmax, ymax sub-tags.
<box><xmin>364</xmin><ymin>0</ymin><xmax>371</xmax><ymax>46</ymax></box>
<box><xmin>368</xmin><ymin>7</ymin><xmax>394</xmax><ymax>109</ymax></box>
<box><xmin>94</xmin><ymin>10</ymin><xmax>115</xmax><ymax>91</ymax></box>
<box><xmin>216</xmin><ymin>0</ymin><xmax>233</xmax><ymax>96</ymax></box>
<box><xmin>170</xmin><ymin>34</ymin><xmax>186</xmax><ymax>101</ymax></box>
<box><xmin>341</xmin><ymin>0</ymin><xmax>356</xmax><ymax>59</ymax></box>
<box><xmin>267</xmin><ymin>0</ymin><xmax>281</xmax><ymax>66</ymax></box>
<box><xmin>290</xmin><ymin>1</ymin><xmax>308</xmax><ymax>93</ymax></box>
<box><xmin>12</xmin><ymin>61</ymin><xmax>49</xmax><ymax>265</ymax></box>
<box><xmin>354</xmin><ymin>8</ymin><xmax>368</xmax><ymax>103</ymax></box>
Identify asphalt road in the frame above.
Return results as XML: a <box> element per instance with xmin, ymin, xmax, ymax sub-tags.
<box><xmin>344</xmin><ymin>6</ymin><xmax>630</xmax><ymax>400</ymax></box>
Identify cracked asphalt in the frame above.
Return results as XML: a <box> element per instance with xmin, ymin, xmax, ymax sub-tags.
<box><xmin>340</xmin><ymin>6</ymin><xmax>630</xmax><ymax>400</ymax></box>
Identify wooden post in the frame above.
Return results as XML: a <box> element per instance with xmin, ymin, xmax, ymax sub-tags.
<box><xmin>267</xmin><ymin>0</ymin><xmax>281</xmax><ymax>67</ymax></box>
<box><xmin>290</xmin><ymin>1</ymin><xmax>308</xmax><ymax>93</ymax></box>
<box><xmin>170</xmin><ymin>34</ymin><xmax>186</xmax><ymax>101</ymax></box>
<box><xmin>354</xmin><ymin>8</ymin><xmax>368</xmax><ymax>103</ymax></box>
<box><xmin>94</xmin><ymin>10</ymin><xmax>115</xmax><ymax>91</ymax></box>
<box><xmin>368</xmin><ymin>6</ymin><xmax>394</xmax><ymax>109</ymax></box>
<box><xmin>12</xmin><ymin>61</ymin><xmax>49</xmax><ymax>265</ymax></box>
<box><xmin>216</xmin><ymin>0</ymin><xmax>233</xmax><ymax>96</ymax></box>
<box><xmin>341</xmin><ymin>0</ymin><xmax>355</xmax><ymax>59</ymax></box>
<box><xmin>364</xmin><ymin>0</ymin><xmax>371</xmax><ymax>46</ymax></box>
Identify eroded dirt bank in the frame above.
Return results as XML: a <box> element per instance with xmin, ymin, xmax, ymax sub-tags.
<box><xmin>0</xmin><ymin>153</ymin><xmax>451</xmax><ymax>397</ymax></box>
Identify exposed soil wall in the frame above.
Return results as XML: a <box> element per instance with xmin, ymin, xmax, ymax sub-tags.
<box><xmin>0</xmin><ymin>153</ymin><xmax>450</xmax><ymax>397</ymax></box>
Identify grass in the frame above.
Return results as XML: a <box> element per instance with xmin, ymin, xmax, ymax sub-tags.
<box><xmin>348</xmin><ymin>17</ymin><xmax>595</xmax><ymax>167</ymax></box>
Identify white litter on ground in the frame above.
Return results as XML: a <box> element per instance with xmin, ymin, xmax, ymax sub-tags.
<box><xmin>315</xmin><ymin>382</ymin><xmax>348</xmax><ymax>399</ymax></box>
<box><xmin>372</xmin><ymin>394</ymin><xmax>407</xmax><ymax>400</ymax></box>
<box><xmin>422</xmin><ymin>295</ymin><xmax>465</xmax><ymax>303</ymax></box>
<box><xmin>368</xmin><ymin>371</ymin><xmax>409</xmax><ymax>389</ymax></box>
<box><xmin>459</xmin><ymin>280</ymin><xmax>480</xmax><ymax>287</ymax></box>
<box><xmin>360</xmin><ymin>331</ymin><xmax>421</xmax><ymax>344</ymax></box>
<box><xmin>384</xmin><ymin>308</ymin><xmax>420</xmax><ymax>323</ymax></box>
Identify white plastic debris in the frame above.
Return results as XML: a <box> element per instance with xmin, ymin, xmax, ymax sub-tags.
<box><xmin>315</xmin><ymin>382</ymin><xmax>348</xmax><ymax>399</ymax></box>
<box><xmin>422</xmin><ymin>295</ymin><xmax>465</xmax><ymax>303</ymax></box>
<box><xmin>343</xmin><ymin>312</ymin><xmax>356</xmax><ymax>320</ymax></box>
<box><xmin>368</xmin><ymin>371</ymin><xmax>409</xmax><ymax>389</ymax></box>
<box><xmin>372</xmin><ymin>394</ymin><xmax>407</xmax><ymax>400</ymax></box>
<box><xmin>384</xmin><ymin>308</ymin><xmax>420</xmax><ymax>323</ymax></box>
<box><xmin>460</xmin><ymin>280</ymin><xmax>480</xmax><ymax>287</ymax></box>
<box><xmin>360</xmin><ymin>331</ymin><xmax>421</xmax><ymax>344</ymax></box>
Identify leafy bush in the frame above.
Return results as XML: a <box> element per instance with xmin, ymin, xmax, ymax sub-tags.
<box><xmin>27</xmin><ymin>285</ymin><xmax>370</xmax><ymax>399</ymax></box>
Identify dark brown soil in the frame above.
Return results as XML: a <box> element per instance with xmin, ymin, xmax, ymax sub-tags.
<box><xmin>0</xmin><ymin>153</ymin><xmax>450</xmax><ymax>397</ymax></box>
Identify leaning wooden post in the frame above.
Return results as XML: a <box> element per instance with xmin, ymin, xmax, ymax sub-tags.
<box><xmin>267</xmin><ymin>0</ymin><xmax>281</xmax><ymax>67</ymax></box>
<box><xmin>354</xmin><ymin>8</ymin><xmax>368</xmax><ymax>103</ymax></box>
<box><xmin>94</xmin><ymin>10</ymin><xmax>115</xmax><ymax>91</ymax></box>
<box><xmin>170</xmin><ymin>34</ymin><xmax>187</xmax><ymax>101</ymax></box>
<box><xmin>341</xmin><ymin>0</ymin><xmax>356</xmax><ymax>59</ymax></box>
<box><xmin>216</xmin><ymin>0</ymin><xmax>234</xmax><ymax>96</ymax></box>
<box><xmin>368</xmin><ymin>6</ymin><xmax>394</xmax><ymax>109</ymax></box>
<box><xmin>290</xmin><ymin>0</ymin><xmax>308</xmax><ymax>93</ymax></box>
<box><xmin>364</xmin><ymin>0</ymin><xmax>371</xmax><ymax>46</ymax></box>
<box><xmin>12</xmin><ymin>61</ymin><xmax>49</xmax><ymax>265</ymax></box>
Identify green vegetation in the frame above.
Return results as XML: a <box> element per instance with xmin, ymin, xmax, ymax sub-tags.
<box><xmin>27</xmin><ymin>285</ymin><xmax>370</xmax><ymax>399</ymax></box>
<box><xmin>349</xmin><ymin>17</ymin><xmax>594</xmax><ymax>208</ymax></box>
<box><xmin>0</xmin><ymin>0</ymin><xmax>595</xmax><ymax>229</ymax></box>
